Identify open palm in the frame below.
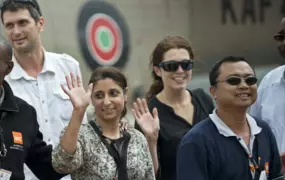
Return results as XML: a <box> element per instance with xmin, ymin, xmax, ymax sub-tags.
<box><xmin>61</xmin><ymin>73</ymin><xmax>92</xmax><ymax>110</ymax></box>
<box><xmin>132</xmin><ymin>98</ymin><xmax>160</xmax><ymax>140</ymax></box>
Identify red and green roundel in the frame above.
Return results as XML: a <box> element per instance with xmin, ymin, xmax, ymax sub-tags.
<box><xmin>77</xmin><ymin>1</ymin><xmax>130</xmax><ymax>69</ymax></box>
<box><xmin>86</xmin><ymin>13</ymin><xmax>122</xmax><ymax>66</ymax></box>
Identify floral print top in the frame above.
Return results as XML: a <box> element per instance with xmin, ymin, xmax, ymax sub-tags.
<box><xmin>52</xmin><ymin>123</ymin><xmax>155</xmax><ymax>180</ymax></box>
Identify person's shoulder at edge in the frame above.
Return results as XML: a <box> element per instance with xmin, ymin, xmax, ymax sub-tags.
<box><xmin>258</xmin><ymin>65</ymin><xmax>285</xmax><ymax>89</ymax></box>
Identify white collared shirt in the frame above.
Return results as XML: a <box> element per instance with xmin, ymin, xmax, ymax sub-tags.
<box><xmin>250</xmin><ymin>65</ymin><xmax>285</xmax><ymax>153</ymax></box>
<box><xmin>210</xmin><ymin>109</ymin><xmax>262</xmax><ymax>178</ymax></box>
<box><xmin>5</xmin><ymin>50</ymin><xmax>87</xmax><ymax>180</ymax></box>
<box><xmin>210</xmin><ymin>109</ymin><xmax>262</xmax><ymax>154</ymax></box>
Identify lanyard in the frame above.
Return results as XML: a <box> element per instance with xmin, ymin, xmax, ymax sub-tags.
<box><xmin>238</xmin><ymin>136</ymin><xmax>265</xmax><ymax>180</ymax></box>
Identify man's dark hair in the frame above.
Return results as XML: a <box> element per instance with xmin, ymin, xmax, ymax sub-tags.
<box><xmin>1</xmin><ymin>1</ymin><xmax>42</xmax><ymax>23</ymax></box>
<box><xmin>209</xmin><ymin>56</ymin><xmax>255</xmax><ymax>86</ymax></box>
<box><xmin>0</xmin><ymin>40</ymin><xmax>13</xmax><ymax>60</ymax></box>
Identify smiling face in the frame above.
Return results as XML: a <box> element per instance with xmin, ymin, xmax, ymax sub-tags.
<box><xmin>154</xmin><ymin>48</ymin><xmax>192</xmax><ymax>91</ymax></box>
<box><xmin>210</xmin><ymin>61</ymin><xmax>257</xmax><ymax>109</ymax></box>
<box><xmin>2</xmin><ymin>8</ymin><xmax>43</xmax><ymax>53</ymax></box>
<box><xmin>91</xmin><ymin>78</ymin><xmax>127</xmax><ymax>122</ymax></box>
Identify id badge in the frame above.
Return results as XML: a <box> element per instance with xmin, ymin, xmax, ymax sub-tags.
<box><xmin>0</xmin><ymin>169</ymin><xmax>12</xmax><ymax>180</ymax></box>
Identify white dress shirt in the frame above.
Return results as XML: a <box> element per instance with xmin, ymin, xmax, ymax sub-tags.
<box><xmin>5</xmin><ymin>50</ymin><xmax>87</xmax><ymax>180</ymax></box>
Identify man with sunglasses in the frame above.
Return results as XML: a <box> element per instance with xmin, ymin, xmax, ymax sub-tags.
<box><xmin>0</xmin><ymin>0</ymin><xmax>86</xmax><ymax>179</ymax></box>
<box><xmin>250</xmin><ymin>18</ymin><xmax>285</xmax><ymax>172</ymax></box>
<box><xmin>177</xmin><ymin>56</ymin><xmax>283</xmax><ymax>180</ymax></box>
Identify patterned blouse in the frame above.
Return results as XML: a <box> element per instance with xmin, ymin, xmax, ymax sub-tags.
<box><xmin>52</xmin><ymin>123</ymin><xmax>155</xmax><ymax>180</ymax></box>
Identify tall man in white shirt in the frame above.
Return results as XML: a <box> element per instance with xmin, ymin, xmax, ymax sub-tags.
<box><xmin>0</xmin><ymin>0</ymin><xmax>87</xmax><ymax>179</ymax></box>
<box><xmin>250</xmin><ymin>18</ymin><xmax>285</xmax><ymax>170</ymax></box>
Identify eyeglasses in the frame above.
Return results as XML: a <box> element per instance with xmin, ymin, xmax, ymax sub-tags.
<box><xmin>273</xmin><ymin>33</ymin><xmax>285</xmax><ymax>42</ymax></box>
<box><xmin>217</xmin><ymin>76</ymin><xmax>258</xmax><ymax>86</ymax></box>
<box><xmin>0</xmin><ymin>0</ymin><xmax>41</xmax><ymax>15</ymax></box>
<box><xmin>158</xmin><ymin>60</ymin><xmax>194</xmax><ymax>72</ymax></box>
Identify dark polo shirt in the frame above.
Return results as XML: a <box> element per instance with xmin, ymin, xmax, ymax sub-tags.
<box><xmin>177</xmin><ymin>111</ymin><xmax>283</xmax><ymax>180</ymax></box>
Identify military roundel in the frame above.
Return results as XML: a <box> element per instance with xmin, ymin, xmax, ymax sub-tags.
<box><xmin>77</xmin><ymin>0</ymin><xmax>130</xmax><ymax>69</ymax></box>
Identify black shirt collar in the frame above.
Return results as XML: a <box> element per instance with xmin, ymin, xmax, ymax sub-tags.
<box><xmin>0</xmin><ymin>81</ymin><xmax>19</xmax><ymax>112</ymax></box>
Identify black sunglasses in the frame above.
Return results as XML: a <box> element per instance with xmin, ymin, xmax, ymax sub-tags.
<box><xmin>0</xmin><ymin>0</ymin><xmax>41</xmax><ymax>15</ymax></box>
<box><xmin>273</xmin><ymin>34</ymin><xmax>285</xmax><ymax>42</ymax></box>
<box><xmin>158</xmin><ymin>60</ymin><xmax>194</xmax><ymax>72</ymax></box>
<box><xmin>217</xmin><ymin>76</ymin><xmax>258</xmax><ymax>86</ymax></box>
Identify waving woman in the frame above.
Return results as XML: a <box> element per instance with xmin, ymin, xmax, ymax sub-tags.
<box><xmin>134</xmin><ymin>36</ymin><xmax>215</xmax><ymax>180</ymax></box>
<box><xmin>52</xmin><ymin>67</ymin><xmax>155</xmax><ymax>180</ymax></box>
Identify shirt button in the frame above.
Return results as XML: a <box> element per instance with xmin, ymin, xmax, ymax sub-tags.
<box><xmin>42</xmin><ymin>100</ymin><xmax>45</xmax><ymax>103</ymax></box>
<box><xmin>45</xmin><ymin>119</ymin><xmax>48</xmax><ymax>123</ymax></box>
<box><xmin>48</xmin><ymin>138</ymin><xmax>51</xmax><ymax>142</ymax></box>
